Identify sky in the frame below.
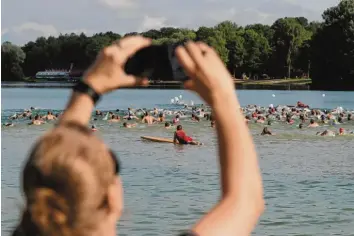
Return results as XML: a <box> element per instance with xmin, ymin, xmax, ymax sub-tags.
<box><xmin>1</xmin><ymin>0</ymin><xmax>340</xmax><ymax>45</ymax></box>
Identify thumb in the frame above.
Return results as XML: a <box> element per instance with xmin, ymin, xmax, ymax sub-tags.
<box><xmin>120</xmin><ymin>76</ymin><xmax>149</xmax><ymax>88</ymax></box>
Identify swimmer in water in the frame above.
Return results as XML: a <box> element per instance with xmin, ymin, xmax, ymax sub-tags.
<box><xmin>123</xmin><ymin>122</ymin><xmax>136</xmax><ymax>128</ymax></box>
<box><xmin>141</xmin><ymin>112</ymin><xmax>157</xmax><ymax>124</ymax></box>
<box><xmin>211</xmin><ymin>120</ymin><xmax>216</xmax><ymax>128</ymax></box>
<box><xmin>299</xmin><ymin>114</ymin><xmax>306</xmax><ymax>123</ymax></box>
<box><xmin>191</xmin><ymin>113</ymin><xmax>200</xmax><ymax>122</ymax></box>
<box><xmin>172</xmin><ymin>115</ymin><xmax>180</xmax><ymax>124</ymax></box>
<box><xmin>173</xmin><ymin>125</ymin><xmax>200</xmax><ymax>145</ymax></box>
<box><xmin>158</xmin><ymin>113</ymin><xmax>165</xmax><ymax>122</ymax></box>
<box><xmin>95</xmin><ymin>110</ymin><xmax>103</xmax><ymax>116</ymax></box>
<box><xmin>44</xmin><ymin>111</ymin><xmax>57</xmax><ymax>120</ymax></box>
<box><xmin>91</xmin><ymin>125</ymin><xmax>98</xmax><ymax>132</ymax></box>
<box><xmin>108</xmin><ymin>115</ymin><xmax>120</xmax><ymax>122</ymax></box>
<box><xmin>123</xmin><ymin>108</ymin><xmax>139</xmax><ymax>120</ymax></box>
<box><xmin>338</xmin><ymin>128</ymin><xmax>345</xmax><ymax>135</ymax></box>
<box><xmin>31</xmin><ymin>115</ymin><xmax>44</xmax><ymax>125</ymax></box>
<box><xmin>164</xmin><ymin>122</ymin><xmax>172</xmax><ymax>129</ymax></box>
<box><xmin>308</xmin><ymin>119</ymin><xmax>319</xmax><ymax>127</ymax></box>
<box><xmin>153</xmin><ymin>108</ymin><xmax>159</xmax><ymax>116</ymax></box>
<box><xmin>256</xmin><ymin>116</ymin><xmax>265</xmax><ymax>124</ymax></box>
<box><xmin>316</xmin><ymin>130</ymin><xmax>336</xmax><ymax>136</ymax></box>
<box><xmin>261</xmin><ymin>127</ymin><xmax>275</xmax><ymax>136</ymax></box>
<box><xmin>286</xmin><ymin>116</ymin><xmax>294</xmax><ymax>124</ymax></box>
<box><xmin>299</xmin><ymin>123</ymin><xmax>304</xmax><ymax>129</ymax></box>
<box><xmin>3</xmin><ymin>123</ymin><xmax>14</xmax><ymax>127</ymax></box>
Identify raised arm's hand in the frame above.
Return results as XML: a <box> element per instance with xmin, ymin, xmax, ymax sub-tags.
<box><xmin>176</xmin><ymin>42</ymin><xmax>264</xmax><ymax>236</ymax></box>
<box><xmin>59</xmin><ymin>36</ymin><xmax>152</xmax><ymax>127</ymax></box>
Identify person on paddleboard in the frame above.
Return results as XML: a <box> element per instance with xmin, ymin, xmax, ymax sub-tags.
<box><xmin>173</xmin><ymin>125</ymin><xmax>200</xmax><ymax>145</ymax></box>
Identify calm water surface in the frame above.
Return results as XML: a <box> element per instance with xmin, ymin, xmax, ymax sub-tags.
<box><xmin>2</xmin><ymin>89</ymin><xmax>354</xmax><ymax>236</ymax></box>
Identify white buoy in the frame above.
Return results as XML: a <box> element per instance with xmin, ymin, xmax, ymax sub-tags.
<box><xmin>179</xmin><ymin>95</ymin><xmax>182</xmax><ymax>99</ymax></box>
<box><xmin>322</xmin><ymin>94</ymin><xmax>325</xmax><ymax>97</ymax></box>
<box><xmin>272</xmin><ymin>94</ymin><xmax>275</xmax><ymax>97</ymax></box>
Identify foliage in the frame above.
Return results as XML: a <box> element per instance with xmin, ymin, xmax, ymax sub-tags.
<box><xmin>310</xmin><ymin>0</ymin><xmax>354</xmax><ymax>89</ymax></box>
<box><xmin>2</xmin><ymin>42</ymin><xmax>26</xmax><ymax>81</ymax></box>
<box><xmin>2</xmin><ymin>0</ymin><xmax>353</xmax><ymax>89</ymax></box>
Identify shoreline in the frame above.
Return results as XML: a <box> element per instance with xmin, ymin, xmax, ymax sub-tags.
<box><xmin>1</xmin><ymin>79</ymin><xmax>314</xmax><ymax>90</ymax></box>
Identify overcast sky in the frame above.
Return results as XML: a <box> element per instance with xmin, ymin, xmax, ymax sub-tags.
<box><xmin>2</xmin><ymin>0</ymin><xmax>340</xmax><ymax>45</ymax></box>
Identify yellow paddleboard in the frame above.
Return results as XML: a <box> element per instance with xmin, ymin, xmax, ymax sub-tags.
<box><xmin>141</xmin><ymin>136</ymin><xmax>202</xmax><ymax>145</ymax></box>
<box><xmin>141</xmin><ymin>136</ymin><xmax>174</xmax><ymax>143</ymax></box>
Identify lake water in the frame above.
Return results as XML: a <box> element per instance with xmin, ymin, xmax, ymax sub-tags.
<box><xmin>2</xmin><ymin>88</ymin><xmax>354</xmax><ymax>236</ymax></box>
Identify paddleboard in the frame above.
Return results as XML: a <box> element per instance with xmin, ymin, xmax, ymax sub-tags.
<box><xmin>141</xmin><ymin>136</ymin><xmax>203</xmax><ymax>145</ymax></box>
<box><xmin>141</xmin><ymin>136</ymin><xmax>174</xmax><ymax>143</ymax></box>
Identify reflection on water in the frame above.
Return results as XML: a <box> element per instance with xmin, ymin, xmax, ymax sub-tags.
<box><xmin>2</xmin><ymin>89</ymin><xmax>354</xmax><ymax>235</ymax></box>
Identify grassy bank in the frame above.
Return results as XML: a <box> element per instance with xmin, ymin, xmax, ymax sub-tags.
<box><xmin>2</xmin><ymin>78</ymin><xmax>312</xmax><ymax>90</ymax></box>
<box><xmin>234</xmin><ymin>78</ymin><xmax>312</xmax><ymax>85</ymax></box>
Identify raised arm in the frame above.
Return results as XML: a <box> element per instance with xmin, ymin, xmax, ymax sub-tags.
<box><xmin>176</xmin><ymin>42</ymin><xmax>264</xmax><ymax>236</ymax></box>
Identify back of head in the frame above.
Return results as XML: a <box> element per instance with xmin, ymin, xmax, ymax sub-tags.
<box><xmin>177</xmin><ymin>125</ymin><xmax>182</xmax><ymax>130</ymax></box>
<box><xmin>14</xmin><ymin>126</ymin><xmax>116</xmax><ymax>236</ymax></box>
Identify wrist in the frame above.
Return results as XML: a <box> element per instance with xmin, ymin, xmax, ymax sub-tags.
<box><xmin>58</xmin><ymin>92</ymin><xmax>95</xmax><ymax>126</ymax></box>
<box><xmin>83</xmin><ymin>74</ymin><xmax>106</xmax><ymax>95</ymax></box>
<box><xmin>211</xmin><ymin>91</ymin><xmax>239</xmax><ymax>111</ymax></box>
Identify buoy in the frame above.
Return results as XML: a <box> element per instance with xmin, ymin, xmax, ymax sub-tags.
<box><xmin>272</xmin><ymin>94</ymin><xmax>275</xmax><ymax>97</ymax></box>
<box><xmin>322</xmin><ymin>94</ymin><xmax>325</xmax><ymax>97</ymax></box>
<box><xmin>179</xmin><ymin>95</ymin><xmax>182</xmax><ymax>99</ymax></box>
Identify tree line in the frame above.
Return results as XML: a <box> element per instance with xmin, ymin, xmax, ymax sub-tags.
<box><xmin>2</xmin><ymin>0</ymin><xmax>354</xmax><ymax>90</ymax></box>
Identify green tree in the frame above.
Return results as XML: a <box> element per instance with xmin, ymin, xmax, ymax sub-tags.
<box><xmin>242</xmin><ymin>30</ymin><xmax>271</xmax><ymax>78</ymax></box>
<box><xmin>311</xmin><ymin>0</ymin><xmax>354</xmax><ymax>89</ymax></box>
<box><xmin>2</xmin><ymin>42</ymin><xmax>26</xmax><ymax>81</ymax></box>
<box><xmin>196</xmin><ymin>26</ymin><xmax>229</xmax><ymax>64</ymax></box>
<box><xmin>245</xmin><ymin>24</ymin><xmax>274</xmax><ymax>43</ymax></box>
<box><xmin>271</xmin><ymin>17</ymin><xmax>311</xmax><ymax>78</ymax></box>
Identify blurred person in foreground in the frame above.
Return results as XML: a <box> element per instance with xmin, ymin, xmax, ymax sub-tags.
<box><xmin>12</xmin><ymin>36</ymin><xmax>264</xmax><ymax>236</ymax></box>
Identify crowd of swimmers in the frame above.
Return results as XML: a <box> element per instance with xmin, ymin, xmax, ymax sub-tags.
<box><xmin>3</xmin><ymin>101</ymin><xmax>354</xmax><ymax>140</ymax></box>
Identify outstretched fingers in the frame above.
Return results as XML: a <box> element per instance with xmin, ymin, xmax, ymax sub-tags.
<box><xmin>175</xmin><ymin>45</ymin><xmax>197</xmax><ymax>91</ymax></box>
<box><xmin>117</xmin><ymin>36</ymin><xmax>152</xmax><ymax>63</ymax></box>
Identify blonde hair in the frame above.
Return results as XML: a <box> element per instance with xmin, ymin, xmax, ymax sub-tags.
<box><xmin>13</xmin><ymin>126</ymin><xmax>116</xmax><ymax>236</ymax></box>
